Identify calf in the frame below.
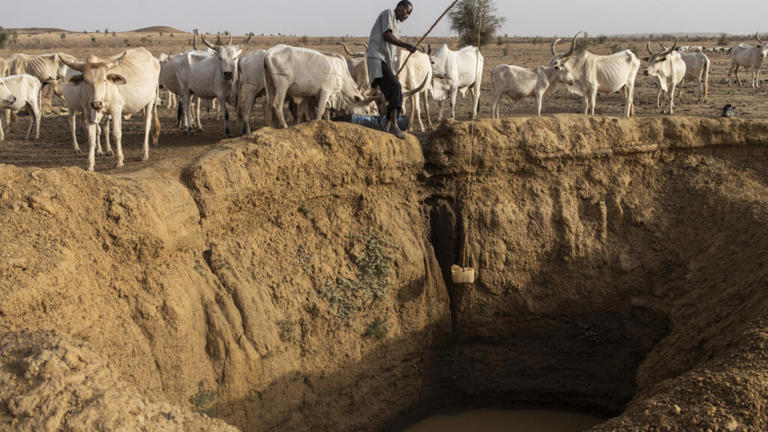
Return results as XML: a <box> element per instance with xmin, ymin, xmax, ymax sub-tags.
<box><xmin>490</xmin><ymin>64</ymin><xmax>574</xmax><ymax>117</ymax></box>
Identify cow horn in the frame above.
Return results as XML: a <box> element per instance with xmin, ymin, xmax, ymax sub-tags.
<box><xmin>757</xmin><ymin>33</ymin><xmax>764</xmax><ymax>43</ymax></box>
<box><xmin>244</xmin><ymin>33</ymin><xmax>252</xmax><ymax>45</ymax></box>
<box><xmin>564</xmin><ymin>31</ymin><xmax>581</xmax><ymax>58</ymax></box>
<box><xmin>341</xmin><ymin>43</ymin><xmax>354</xmax><ymax>56</ymax></box>
<box><xmin>658</xmin><ymin>42</ymin><xmax>668</xmax><ymax>51</ymax></box>
<box><xmin>200</xmin><ymin>33</ymin><xmax>216</xmax><ymax>50</ymax></box>
<box><xmin>427</xmin><ymin>42</ymin><xmax>432</xmax><ymax>55</ymax></box>
<box><xmin>551</xmin><ymin>38</ymin><xmax>561</xmax><ymax>56</ymax></box>
<box><xmin>402</xmin><ymin>75</ymin><xmax>430</xmax><ymax>99</ymax></box>
<box><xmin>647</xmin><ymin>40</ymin><xmax>657</xmax><ymax>55</ymax></box>
<box><xmin>59</xmin><ymin>56</ymin><xmax>85</xmax><ymax>72</ymax></box>
<box><xmin>193</xmin><ymin>29</ymin><xmax>198</xmax><ymax>50</ymax></box>
<box><xmin>227</xmin><ymin>33</ymin><xmax>233</xmax><ymax>45</ymax></box>
<box><xmin>661</xmin><ymin>40</ymin><xmax>678</xmax><ymax>56</ymax></box>
<box><xmin>105</xmin><ymin>51</ymin><xmax>127</xmax><ymax>69</ymax></box>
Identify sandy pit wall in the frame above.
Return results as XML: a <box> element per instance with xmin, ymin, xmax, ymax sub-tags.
<box><xmin>1</xmin><ymin>117</ymin><xmax>768</xmax><ymax>431</ymax></box>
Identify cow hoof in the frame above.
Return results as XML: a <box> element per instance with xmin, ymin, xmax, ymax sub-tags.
<box><xmin>141</xmin><ymin>154</ymin><xmax>149</xmax><ymax>161</ymax></box>
<box><xmin>74</xmin><ymin>149</ymin><xmax>82</xmax><ymax>155</ymax></box>
<box><xmin>115</xmin><ymin>162</ymin><xmax>124</xmax><ymax>169</ymax></box>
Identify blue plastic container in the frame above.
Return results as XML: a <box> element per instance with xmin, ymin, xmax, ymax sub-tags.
<box><xmin>334</xmin><ymin>115</ymin><xmax>410</xmax><ymax>132</ymax></box>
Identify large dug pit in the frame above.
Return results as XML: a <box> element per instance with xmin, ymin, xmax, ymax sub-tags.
<box><xmin>1</xmin><ymin>116</ymin><xmax>767</xmax><ymax>431</ymax></box>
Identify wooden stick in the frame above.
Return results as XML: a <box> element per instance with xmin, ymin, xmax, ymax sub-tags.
<box><xmin>397</xmin><ymin>0</ymin><xmax>461</xmax><ymax>75</ymax></box>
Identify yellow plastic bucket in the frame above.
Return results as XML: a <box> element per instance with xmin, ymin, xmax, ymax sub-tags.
<box><xmin>451</xmin><ymin>265</ymin><xmax>476</xmax><ymax>284</ymax></box>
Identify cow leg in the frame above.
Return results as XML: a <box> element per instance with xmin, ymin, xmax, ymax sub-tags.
<box><xmin>735</xmin><ymin>65</ymin><xmax>743</xmax><ymax>87</ymax></box>
<box><xmin>490</xmin><ymin>89</ymin><xmax>503</xmax><ymax>119</ymax></box>
<box><xmin>70</xmin><ymin>113</ymin><xmax>80</xmax><ymax>153</ymax></box>
<box><xmin>472</xmin><ymin>84</ymin><xmax>481</xmax><ymax>120</ymax></box>
<box><xmin>535</xmin><ymin>90</ymin><xmax>544</xmax><ymax>117</ymax></box>
<box><xmin>625</xmin><ymin>84</ymin><xmax>636</xmax><ymax>118</ymax></box>
<box><xmin>423</xmin><ymin>91</ymin><xmax>433</xmax><ymax>130</ymax></box>
<box><xmin>181</xmin><ymin>92</ymin><xmax>193</xmax><ymax>131</ymax></box>
<box><xmin>141</xmin><ymin>104</ymin><xmax>152</xmax><ymax>160</ymax></box>
<box><xmin>86</xmin><ymin>122</ymin><xmax>99</xmax><ymax>171</ymax></box>
<box><xmin>102</xmin><ymin>117</ymin><xmax>112</xmax><ymax>156</ymax></box>
<box><xmin>0</xmin><ymin>112</ymin><xmax>4</xmax><ymax>141</ymax></box>
<box><xmin>315</xmin><ymin>92</ymin><xmax>331</xmax><ymax>121</ymax></box>
<box><xmin>195</xmin><ymin>98</ymin><xmax>204</xmax><ymax>131</ymax></box>
<box><xmin>450</xmin><ymin>88</ymin><xmax>458</xmax><ymax>120</ymax></box>
<box><xmin>413</xmin><ymin>94</ymin><xmax>425</xmax><ymax>132</ymax></box>
<box><xmin>754</xmin><ymin>67</ymin><xmax>760</xmax><ymax>88</ymax></box>
<box><xmin>27</xmin><ymin>99</ymin><xmax>41</xmax><ymax>140</ymax></box>
<box><xmin>273</xmin><ymin>90</ymin><xmax>289</xmax><ymax>129</ymax></box>
<box><xmin>239</xmin><ymin>88</ymin><xmax>256</xmax><ymax>135</ymax></box>
<box><xmin>112</xmin><ymin>113</ymin><xmax>124</xmax><ymax>168</ymax></box>
<box><xmin>219</xmin><ymin>95</ymin><xmax>231</xmax><ymax>138</ymax></box>
<box><xmin>589</xmin><ymin>89</ymin><xmax>597</xmax><ymax>116</ymax></box>
<box><xmin>669</xmin><ymin>82</ymin><xmax>677</xmax><ymax>115</ymax></box>
<box><xmin>436</xmin><ymin>100</ymin><xmax>444</xmax><ymax>122</ymax></box>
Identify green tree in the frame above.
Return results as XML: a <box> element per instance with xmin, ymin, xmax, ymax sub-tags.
<box><xmin>0</xmin><ymin>27</ymin><xmax>9</xmax><ymax>49</ymax></box>
<box><xmin>448</xmin><ymin>0</ymin><xmax>506</xmax><ymax>47</ymax></box>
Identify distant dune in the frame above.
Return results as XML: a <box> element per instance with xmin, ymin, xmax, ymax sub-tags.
<box><xmin>132</xmin><ymin>26</ymin><xmax>186</xmax><ymax>34</ymax></box>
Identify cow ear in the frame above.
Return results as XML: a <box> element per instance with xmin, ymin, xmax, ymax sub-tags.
<box><xmin>107</xmin><ymin>74</ymin><xmax>127</xmax><ymax>85</ymax></box>
<box><xmin>67</xmin><ymin>75</ymin><xmax>84</xmax><ymax>85</ymax></box>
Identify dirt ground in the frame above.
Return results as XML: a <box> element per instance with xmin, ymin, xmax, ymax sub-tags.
<box><xmin>1</xmin><ymin>31</ymin><xmax>767</xmax><ymax>172</ymax></box>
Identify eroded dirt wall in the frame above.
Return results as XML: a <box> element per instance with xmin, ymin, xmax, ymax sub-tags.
<box><xmin>2</xmin><ymin>117</ymin><xmax>768</xmax><ymax>431</ymax></box>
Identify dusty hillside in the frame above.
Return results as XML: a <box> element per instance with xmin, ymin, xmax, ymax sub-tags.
<box><xmin>1</xmin><ymin>117</ymin><xmax>768</xmax><ymax>431</ymax></box>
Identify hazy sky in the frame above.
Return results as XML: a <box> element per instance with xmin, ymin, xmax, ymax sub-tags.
<box><xmin>6</xmin><ymin>0</ymin><xmax>768</xmax><ymax>37</ymax></box>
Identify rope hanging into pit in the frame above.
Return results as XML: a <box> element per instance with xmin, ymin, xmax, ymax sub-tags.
<box><xmin>460</xmin><ymin>0</ymin><xmax>484</xmax><ymax>270</ymax></box>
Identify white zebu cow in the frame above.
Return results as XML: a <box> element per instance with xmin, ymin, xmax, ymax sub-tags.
<box><xmin>489</xmin><ymin>63</ymin><xmax>574</xmax><ymax>117</ymax></box>
<box><xmin>237</xmin><ymin>49</ymin><xmax>267</xmax><ymax>134</ymax></box>
<box><xmin>176</xmin><ymin>34</ymin><xmax>244</xmax><ymax>137</ymax></box>
<box><xmin>660</xmin><ymin>43</ymin><xmax>710</xmax><ymax>102</ymax></box>
<box><xmin>395</xmin><ymin>49</ymin><xmax>433</xmax><ymax>131</ymax></box>
<box><xmin>61</xmin><ymin>48</ymin><xmax>160</xmax><ymax>171</ymax></box>
<box><xmin>62</xmin><ymin>67</ymin><xmax>112</xmax><ymax>155</ymax></box>
<box><xmin>159</xmin><ymin>50</ymin><xmax>207</xmax><ymax>130</ymax></box>
<box><xmin>644</xmin><ymin>41</ymin><xmax>686</xmax><ymax>115</ymax></box>
<box><xmin>157</xmin><ymin>49</ymin><xmax>177</xmax><ymax>109</ymax></box>
<box><xmin>341</xmin><ymin>43</ymin><xmax>370</xmax><ymax>92</ymax></box>
<box><xmin>727</xmin><ymin>34</ymin><xmax>768</xmax><ymax>88</ymax></box>
<box><xmin>549</xmin><ymin>32</ymin><xmax>640</xmax><ymax>117</ymax></box>
<box><xmin>429</xmin><ymin>44</ymin><xmax>484</xmax><ymax>120</ymax></box>
<box><xmin>263</xmin><ymin>45</ymin><xmax>378</xmax><ymax>129</ymax></box>
<box><xmin>0</xmin><ymin>74</ymin><xmax>41</xmax><ymax>141</ymax></box>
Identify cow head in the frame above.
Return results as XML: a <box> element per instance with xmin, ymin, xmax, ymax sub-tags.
<box><xmin>60</xmin><ymin>52</ymin><xmax>127</xmax><ymax>121</ymax></box>
<box><xmin>0</xmin><ymin>79</ymin><xmax>17</xmax><ymax>106</ymax></box>
<box><xmin>757</xmin><ymin>33</ymin><xmax>768</xmax><ymax>58</ymax></box>
<box><xmin>429</xmin><ymin>43</ymin><xmax>450</xmax><ymax>79</ymax></box>
<box><xmin>551</xmin><ymin>64</ymin><xmax>575</xmax><ymax>86</ymax></box>
<box><xmin>644</xmin><ymin>40</ymin><xmax>678</xmax><ymax>79</ymax></box>
<box><xmin>549</xmin><ymin>32</ymin><xmax>581</xmax><ymax>68</ymax></box>
<box><xmin>200</xmin><ymin>33</ymin><xmax>245</xmax><ymax>82</ymax></box>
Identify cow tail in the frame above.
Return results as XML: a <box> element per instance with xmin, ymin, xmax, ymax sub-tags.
<box><xmin>263</xmin><ymin>54</ymin><xmax>275</xmax><ymax>127</ymax></box>
<box><xmin>151</xmin><ymin>85</ymin><xmax>161</xmax><ymax>145</ymax></box>
<box><xmin>703</xmin><ymin>56</ymin><xmax>710</xmax><ymax>100</ymax></box>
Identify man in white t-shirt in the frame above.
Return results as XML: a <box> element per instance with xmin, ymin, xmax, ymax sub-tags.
<box><xmin>366</xmin><ymin>0</ymin><xmax>418</xmax><ymax>139</ymax></box>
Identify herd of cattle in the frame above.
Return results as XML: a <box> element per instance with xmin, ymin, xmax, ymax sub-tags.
<box><xmin>0</xmin><ymin>31</ymin><xmax>767</xmax><ymax>171</ymax></box>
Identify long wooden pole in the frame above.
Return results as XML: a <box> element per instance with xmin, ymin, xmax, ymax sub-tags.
<box><xmin>397</xmin><ymin>0</ymin><xmax>461</xmax><ymax>75</ymax></box>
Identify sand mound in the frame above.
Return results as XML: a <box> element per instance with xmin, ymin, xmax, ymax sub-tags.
<box><xmin>0</xmin><ymin>331</ymin><xmax>237</xmax><ymax>431</ymax></box>
<box><xmin>1</xmin><ymin>117</ymin><xmax>768</xmax><ymax>431</ymax></box>
<box><xmin>132</xmin><ymin>26</ymin><xmax>186</xmax><ymax>34</ymax></box>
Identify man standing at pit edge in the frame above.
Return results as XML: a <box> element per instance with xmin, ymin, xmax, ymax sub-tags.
<box><xmin>366</xmin><ymin>0</ymin><xmax>418</xmax><ymax>139</ymax></box>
